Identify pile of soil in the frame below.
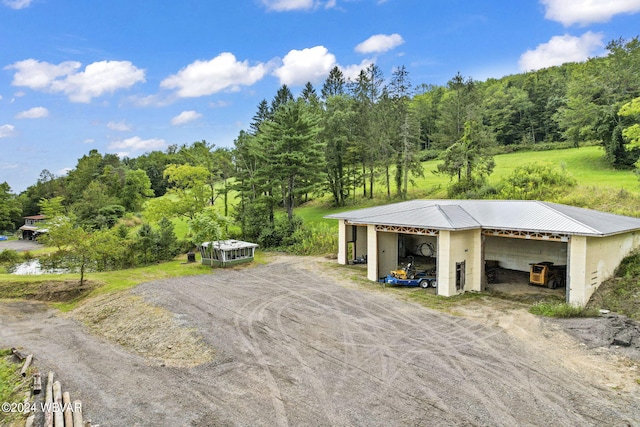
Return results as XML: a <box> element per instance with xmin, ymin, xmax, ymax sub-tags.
<box><xmin>553</xmin><ymin>313</ymin><xmax>640</xmax><ymax>361</ymax></box>
<box><xmin>71</xmin><ymin>291</ymin><xmax>214</xmax><ymax>367</ymax></box>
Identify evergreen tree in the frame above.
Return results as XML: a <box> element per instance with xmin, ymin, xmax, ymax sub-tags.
<box><xmin>257</xmin><ymin>100</ymin><xmax>322</xmax><ymax>221</ymax></box>
<box><xmin>321</xmin><ymin>66</ymin><xmax>346</xmax><ymax>99</ymax></box>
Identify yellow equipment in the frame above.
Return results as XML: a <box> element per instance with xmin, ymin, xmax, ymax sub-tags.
<box><xmin>391</xmin><ymin>257</ymin><xmax>417</xmax><ymax>280</ymax></box>
<box><xmin>529</xmin><ymin>262</ymin><xmax>566</xmax><ymax>289</ymax></box>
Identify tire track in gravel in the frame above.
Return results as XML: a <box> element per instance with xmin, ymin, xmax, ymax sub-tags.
<box><xmin>252</xmin><ymin>259</ymin><xmax>636</xmax><ymax>425</ymax></box>
<box><xmin>239</xmin><ymin>265</ymin><xmax>491</xmax><ymax>425</ymax></box>
<box><xmin>130</xmin><ymin>257</ymin><xmax>640</xmax><ymax>426</ymax></box>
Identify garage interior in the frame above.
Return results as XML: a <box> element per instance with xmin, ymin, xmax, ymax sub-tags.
<box><xmin>328</xmin><ymin>200</ymin><xmax>640</xmax><ymax>306</ymax></box>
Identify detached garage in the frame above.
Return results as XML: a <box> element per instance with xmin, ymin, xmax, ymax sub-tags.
<box><xmin>326</xmin><ymin>200</ymin><xmax>640</xmax><ymax>306</ymax></box>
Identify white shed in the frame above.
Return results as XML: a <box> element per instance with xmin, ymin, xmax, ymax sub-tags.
<box><xmin>200</xmin><ymin>240</ymin><xmax>258</xmax><ymax>267</ymax></box>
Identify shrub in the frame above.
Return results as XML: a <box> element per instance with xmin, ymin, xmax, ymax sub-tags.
<box><xmin>0</xmin><ymin>249</ymin><xmax>20</xmax><ymax>264</ymax></box>
<box><xmin>288</xmin><ymin>222</ymin><xmax>338</xmax><ymax>256</ymax></box>
<box><xmin>497</xmin><ymin>163</ymin><xmax>577</xmax><ymax>200</ymax></box>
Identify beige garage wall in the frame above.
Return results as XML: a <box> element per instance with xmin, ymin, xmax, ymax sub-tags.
<box><xmin>484</xmin><ymin>236</ymin><xmax>567</xmax><ymax>271</ymax></box>
<box><xmin>438</xmin><ymin>229</ymin><xmax>482</xmax><ymax>296</ymax></box>
<box><xmin>570</xmin><ymin>231</ymin><xmax>640</xmax><ymax>306</ymax></box>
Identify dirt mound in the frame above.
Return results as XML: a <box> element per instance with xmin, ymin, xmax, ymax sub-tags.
<box><xmin>0</xmin><ymin>279</ymin><xmax>96</xmax><ymax>301</ymax></box>
<box><xmin>71</xmin><ymin>291</ymin><xmax>214</xmax><ymax>368</ymax></box>
<box><xmin>554</xmin><ymin>313</ymin><xmax>640</xmax><ymax>361</ymax></box>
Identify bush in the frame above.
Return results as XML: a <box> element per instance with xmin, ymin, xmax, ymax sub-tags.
<box><xmin>616</xmin><ymin>249</ymin><xmax>640</xmax><ymax>278</ymax></box>
<box><xmin>288</xmin><ymin>222</ymin><xmax>338</xmax><ymax>256</ymax></box>
<box><xmin>0</xmin><ymin>249</ymin><xmax>20</xmax><ymax>264</ymax></box>
<box><xmin>497</xmin><ymin>163</ymin><xmax>577</xmax><ymax>200</ymax></box>
<box><xmin>529</xmin><ymin>302</ymin><xmax>599</xmax><ymax>318</ymax></box>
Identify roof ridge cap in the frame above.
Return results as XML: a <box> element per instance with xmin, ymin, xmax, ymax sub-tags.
<box><xmin>435</xmin><ymin>203</ymin><xmax>481</xmax><ymax>228</ymax></box>
<box><xmin>435</xmin><ymin>204</ymin><xmax>455</xmax><ymax>228</ymax></box>
<box><xmin>536</xmin><ymin>201</ymin><xmax>601</xmax><ymax>235</ymax></box>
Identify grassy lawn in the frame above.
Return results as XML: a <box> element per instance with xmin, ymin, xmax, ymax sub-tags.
<box><xmin>296</xmin><ymin>146</ymin><xmax>640</xmax><ymax>226</ymax></box>
<box><xmin>414</xmin><ymin>145</ymin><xmax>638</xmax><ymax>191</ymax></box>
<box><xmin>0</xmin><ymin>251</ymin><xmax>273</xmax><ymax>312</ymax></box>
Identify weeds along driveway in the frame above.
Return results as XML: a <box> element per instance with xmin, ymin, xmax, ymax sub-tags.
<box><xmin>2</xmin><ymin>257</ymin><xmax>639</xmax><ymax>426</ymax></box>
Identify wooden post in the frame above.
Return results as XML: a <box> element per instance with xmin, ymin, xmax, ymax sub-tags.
<box><xmin>53</xmin><ymin>381</ymin><xmax>64</xmax><ymax>427</ymax></box>
<box><xmin>20</xmin><ymin>354</ymin><xmax>33</xmax><ymax>377</ymax></box>
<box><xmin>72</xmin><ymin>400</ymin><xmax>83</xmax><ymax>427</ymax></box>
<box><xmin>32</xmin><ymin>372</ymin><xmax>42</xmax><ymax>395</ymax></box>
<box><xmin>11</xmin><ymin>347</ymin><xmax>26</xmax><ymax>361</ymax></box>
<box><xmin>63</xmin><ymin>391</ymin><xmax>73</xmax><ymax>427</ymax></box>
<box><xmin>44</xmin><ymin>371</ymin><xmax>54</xmax><ymax>427</ymax></box>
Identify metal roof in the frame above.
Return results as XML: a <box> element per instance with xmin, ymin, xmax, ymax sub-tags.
<box><xmin>324</xmin><ymin>200</ymin><xmax>640</xmax><ymax>237</ymax></box>
<box><xmin>201</xmin><ymin>239</ymin><xmax>258</xmax><ymax>250</ymax></box>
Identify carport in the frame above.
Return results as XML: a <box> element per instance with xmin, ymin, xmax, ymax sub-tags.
<box><xmin>326</xmin><ymin>200</ymin><xmax>640</xmax><ymax>306</ymax></box>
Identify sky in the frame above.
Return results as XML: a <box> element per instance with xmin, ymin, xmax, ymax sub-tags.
<box><xmin>1</xmin><ymin>0</ymin><xmax>640</xmax><ymax>193</ymax></box>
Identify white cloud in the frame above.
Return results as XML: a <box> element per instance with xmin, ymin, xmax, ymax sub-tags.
<box><xmin>261</xmin><ymin>0</ymin><xmax>336</xmax><ymax>11</ymax></box>
<box><xmin>6</xmin><ymin>59</ymin><xmax>145</xmax><ymax>103</ymax></box>
<box><xmin>340</xmin><ymin>59</ymin><xmax>375</xmax><ymax>81</ymax></box>
<box><xmin>57</xmin><ymin>167</ymin><xmax>72</xmax><ymax>176</ymax></box>
<box><xmin>0</xmin><ymin>162</ymin><xmax>19</xmax><ymax>170</ymax></box>
<box><xmin>161</xmin><ymin>53</ymin><xmax>266</xmax><ymax>98</ymax></box>
<box><xmin>262</xmin><ymin>0</ymin><xmax>313</xmax><ymax>11</ymax></box>
<box><xmin>108</xmin><ymin>136</ymin><xmax>167</xmax><ymax>152</ymax></box>
<box><xmin>3</xmin><ymin>0</ymin><xmax>32</xmax><ymax>9</ymax></box>
<box><xmin>355</xmin><ymin>33</ymin><xmax>404</xmax><ymax>54</ymax></box>
<box><xmin>107</xmin><ymin>120</ymin><xmax>132</xmax><ymax>131</ymax></box>
<box><xmin>16</xmin><ymin>106</ymin><xmax>48</xmax><ymax>119</ymax></box>
<box><xmin>273</xmin><ymin>46</ymin><xmax>336</xmax><ymax>86</ymax></box>
<box><xmin>0</xmin><ymin>124</ymin><xmax>16</xmax><ymax>138</ymax></box>
<box><xmin>171</xmin><ymin>110</ymin><xmax>202</xmax><ymax>126</ymax></box>
<box><xmin>541</xmin><ymin>0</ymin><xmax>640</xmax><ymax>26</ymax></box>
<box><xmin>518</xmin><ymin>32</ymin><xmax>604</xmax><ymax>71</ymax></box>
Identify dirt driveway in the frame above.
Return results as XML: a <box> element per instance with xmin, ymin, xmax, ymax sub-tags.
<box><xmin>1</xmin><ymin>257</ymin><xmax>639</xmax><ymax>426</ymax></box>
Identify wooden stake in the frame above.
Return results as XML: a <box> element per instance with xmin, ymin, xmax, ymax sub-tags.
<box><xmin>63</xmin><ymin>391</ymin><xmax>73</xmax><ymax>427</ymax></box>
<box><xmin>19</xmin><ymin>354</ymin><xmax>33</xmax><ymax>377</ymax></box>
<box><xmin>44</xmin><ymin>371</ymin><xmax>54</xmax><ymax>427</ymax></box>
<box><xmin>53</xmin><ymin>381</ymin><xmax>64</xmax><ymax>427</ymax></box>
<box><xmin>72</xmin><ymin>400</ymin><xmax>83</xmax><ymax>427</ymax></box>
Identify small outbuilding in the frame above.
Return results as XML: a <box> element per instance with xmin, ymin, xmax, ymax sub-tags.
<box><xmin>200</xmin><ymin>239</ymin><xmax>258</xmax><ymax>267</ymax></box>
<box><xmin>326</xmin><ymin>200</ymin><xmax>640</xmax><ymax>306</ymax></box>
<box><xmin>18</xmin><ymin>215</ymin><xmax>47</xmax><ymax>240</ymax></box>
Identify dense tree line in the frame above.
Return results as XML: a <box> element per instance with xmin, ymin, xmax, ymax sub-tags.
<box><xmin>0</xmin><ymin>36</ymin><xmax>638</xmax><ymax>249</ymax></box>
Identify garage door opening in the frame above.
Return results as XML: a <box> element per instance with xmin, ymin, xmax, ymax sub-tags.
<box><xmin>483</xmin><ymin>235</ymin><xmax>568</xmax><ymax>301</ymax></box>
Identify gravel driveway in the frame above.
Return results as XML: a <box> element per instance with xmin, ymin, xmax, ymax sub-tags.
<box><xmin>0</xmin><ymin>239</ymin><xmax>42</xmax><ymax>252</ymax></box>
<box><xmin>1</xmin><ymin>257</ymin><xmax>639</xmax><ymax>426</ymax></box>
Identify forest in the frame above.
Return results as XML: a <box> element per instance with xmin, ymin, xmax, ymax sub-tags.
<box><xmin>1</xmin><ymin>36</ymin><xmax>639</xmax><ymax>267</ymax></box>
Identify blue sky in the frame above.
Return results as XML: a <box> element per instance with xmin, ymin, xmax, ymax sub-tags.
<box><xmin>1</xmin><ymin>0</ymin><xmax>639</xmax><ymax>193</ymax></box>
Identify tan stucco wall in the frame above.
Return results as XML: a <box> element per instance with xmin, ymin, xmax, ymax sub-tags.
<box><xmin>437</xmin><ymin>229</ymin><xmax>482</xmax><ymax>296</ymax></box>
<box><xmin>367</xmin><ymin>225</ymin><xmax>378</xmax><ymax>281</ymax></box>
<box><xmin>337</xmin><ymin>219</ymin><xmax>347</xmax><ymax>264</ymax></box>
<box><xmin>569</xmin><ymin>232</ymin><xmax>640</xmax><ymax>306</ymax></box>
<box><xmin>377</xmin><ymin>231</ymin><xmax>398</xmax><ymax>282</ymax></box>
<box><xmin>484</xmin><ymin>236</ymin><xmax>567</xmax><ymax>271</ymax></box>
